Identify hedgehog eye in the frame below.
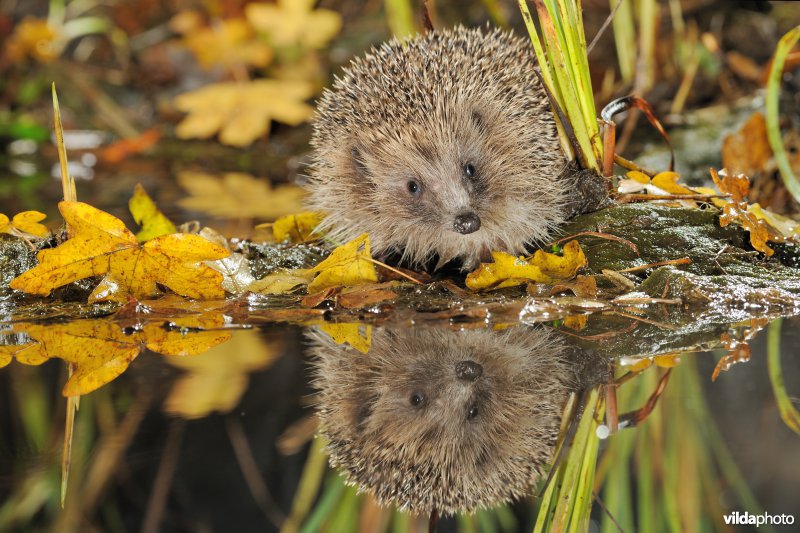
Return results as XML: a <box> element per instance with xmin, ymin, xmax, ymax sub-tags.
<box><xmin>467</xmin><ymin>405</ymin><xmax>479</xmax><ymax>420</ymax></box>
<box><xmin>465</xmin><ymin>163</ymin><xmax>476</xmax><ymax>179</ymax></box>
<box><xmin>406</xmin><ymin>180</ymin><xmax>422</xmax><ymax>196</ymax></box>
<box><xmin>409</xmin><ymin>392</ymin><xmax>426</xmax><ymax>407</ymax></box>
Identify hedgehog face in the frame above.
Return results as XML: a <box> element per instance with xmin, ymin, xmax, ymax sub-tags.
<box><xmin>308</xmin><ymin>27</ymin><xmax>571</xmax><ymax>270</ymax></box>
<box><xmin>310</xmin><ymin>327</ymin><xmax>576</xmax><ymax>515</ymax></box>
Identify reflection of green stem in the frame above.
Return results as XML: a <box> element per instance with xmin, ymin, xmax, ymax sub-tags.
<box><xmin>767</xmin><ymin>318</ymin><xmax>800</xmax><ymax>436</ymax></box>
<box><xmin>282</xmin><ymin>436</ymin><xmax>328</xmax><ymax>533</ymax></box>
<box><xmin>766</xmin><ymin>26</ymin><xmax>800</xmax><ymax>204</ymax></box>
<box><xmin>300</xmin><ymin>474</ymin><xmax>345</xmax><ymax>533</ymax></box>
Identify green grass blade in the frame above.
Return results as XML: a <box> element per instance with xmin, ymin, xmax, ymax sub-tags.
<box><xmin>765</xmin><ymin>25</ymin><xmax>800</xmax><ymax>204</ymax></box>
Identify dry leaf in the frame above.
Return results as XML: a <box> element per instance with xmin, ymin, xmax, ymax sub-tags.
<box><xmin>272</xmin><ymin>212</ymin><xmax>325</xmax><ymax>242</ymax></box>
<box><xmin>337</xmin><ymin>284</ymin><xmax>397</xmax><ymax>308</ymax></box>
<box><xmin>177</xmin><ymin>171</ymin><xmax>306</xmax><ymax>219</ymax></box>
<box><xmin>549</xmin><ymin>275</ymin><xmax>597</xmax><ymax>298</ymax></box>
<box><xmin>0</xmin><ymin>210</ymin><xmax>48</xmax><ymax>237</ymax></box>
<box><xmin>711</xmin><ymin>168</ymin><xmax>775</xmax><ymax>256</ymax></box>
<box><xmin>245</xmin><ymin>0</ymin><xmax>341</xmax><ymax>49</ymax></box>
<box><xmin>722</xmin><ymin>112</ymin><xmax>772</xmax><ymax>178</ymax></box>
<box><xmin>174</xmin><ymin>80</ymin><xmax>314</xmax><ymax>147</ymax></box>
<box><xmin>466</xmin><ymin>240</ymin><xmax>587</xmax><ymax>291</ymax></box>
<box><xmin>307</xmin><ymin>233</ymin><xmax>379</xmax><ymax>293</ymax></box>
<box><xmin>10</xmin><ymin>202</ymin><xmax>228</xmax><ymax>303</ymax></box>
<box><xmin>129</xmin><ymin>183</ymin><xmax>176</xmax><ymax>242</ymax></box>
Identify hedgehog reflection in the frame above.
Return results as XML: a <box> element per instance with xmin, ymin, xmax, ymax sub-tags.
<box><xmin>308</xmin><ymin>326</ymin><xmax>580</xmax><ymax>516</ymax></box>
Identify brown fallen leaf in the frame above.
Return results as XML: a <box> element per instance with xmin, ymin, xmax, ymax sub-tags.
<box><xmin>549</xmin><ymin>275</ymin><xmax>597</xmax><ymax>298</ymax></box>
<box><xmin>337</xmin><ymin>284</ymin><xmax>397</xmax><ymax>309</ymax></box>
<box><xmin>722</xmin><ymin>112</ymin><xmax>772</xmax><ymax>178</ymax></box>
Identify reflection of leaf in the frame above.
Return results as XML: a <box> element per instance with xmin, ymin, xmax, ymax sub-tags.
<box><xmin>711</xmin><ymin>332</ymin><xmax>752</xmax><ymax>381</ymax></box>
<box><xmin>245</xmin><ymin>0</ymin><xmax>341</xmax><ymax>49</ymax></box>
<box><xmin>307</xmin><ymin>233</ymin><xmax>378</xmax><ymax>293</ymax></box>
<box><xmin>143</xmin><ymin>315</ymin><xmax>231</xmax><ymax>356</ymax></box>
<box><xmin>129</xmin><ymin>183</ymin><xmax>176</xmax><ymax>242</ymax></box>
<box><xmin>319</xmin><ymin>323</ymin><xmax>372</xmax><ymax>353</ymax></box>
<box><xmin>466</xmin><ymin>240</ymin><xmax>587</xmax><ymax>290</ymax></box>
<box><xmin>7</xmin><ymin>314</ymin><xmax>232</xmax><ymax>396</ymax></box>
<box><xmin>273</xmin><ymin>212</ymin><xmax>325</xmax><ymax>243</ymax></box>
<box><xmin>10</xmin><ymin>202</ymin><xmax>228</xmax><ymax>302</ymax></box>
<box><xmin>174</xmin><ymin>80</ymin><xmax>314</xmax><ymax>147</ymax></box>
<box><xmin>22</xmin><ymin>322</ymin><xmax>141</xmax><ymax>396</ymax></box>
<box><xmin>177</xmin><ymin>171</ymin><xmax>306</xmax><ymax>219</ymax></box>
<box><xmin>180</xmin><ymin>18</ymin><xmax>272</xmax><ymax>70</ymax></box>
<box><xmin>165</xmin><ymin>329</ymin><xmax>279</xmax><ymax>419</ymax></box>
<box><xmin>0</xmin><ymin>210</ymin><xmax>48</xmax><ymax>237</ymax></box>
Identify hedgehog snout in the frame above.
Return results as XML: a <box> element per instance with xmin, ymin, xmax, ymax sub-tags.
<box><xmin>455</xmin><ymin>360</ymin><xmax>483</xmax><ymax>382</ymax></box>
<box><xmin>453</xmin><ymin>212</ymin><xmax>481</xmax><ymax>234</ymax></box>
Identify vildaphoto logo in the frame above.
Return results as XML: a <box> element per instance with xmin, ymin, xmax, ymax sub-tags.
<box><xmin>723</xmin><ymin>512</ymin><xmax>795</xmax><ymax>527</ymax></box>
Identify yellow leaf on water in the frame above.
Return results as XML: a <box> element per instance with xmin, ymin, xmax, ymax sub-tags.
<box><xmin>466</xmin><ymin>240</ymin><xmax>587</xmax><ymax>291</ymax></box>
<box><xmin>10</xmin><ymin>202</ymin><xmax>228</xmax><ymax>302</ymax></box>
<box><xmin>272</xmin><ymin>212</ymin><xmax>325</xmax><ymax>242</ymax></box>
<box><xmin>307</xmin><ymin>233</ymin><xmax>378</xmax><ymax>293</ymax></box>
<box><xmin>174</xmin><ymin>80</ymin><xmax>314</xmax><ymax>147</ymax></box>
<box><xmin>177</xmin><ymin>171</ymin><xmax>306</xmax><ymax>220</ymax></box>
<box><xmin>129</xmin><ymin>183</ymin><xmax>176</xmax><ymax>242</ymax></box>
<box><xmin>0</xmin><ymin>210</ymin><xmax>48</xmax><ymax>237</ymax></box>
<box><xmin>319</xmin><ymin>323</ymin><xmax>372</xmax><ymax>353</ymax></box>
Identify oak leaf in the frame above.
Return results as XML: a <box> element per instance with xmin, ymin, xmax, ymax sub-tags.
<box><xmin>177</xmin><ymin>171</ymin><xmax>306</xmax><ymax>219</ymax></box>
<box><xmin>307</xmin><ymin>233</ymin><xmax>379</xmax><ymax>293</ymax></box>
<box><xmin>466</xmin><ymin>240</ymin><xmax>587</xmax><ymax>290</ymax></box>
<box><xmin>0</xmin><ymin>210</ymin><xmax>48</xmax><ymax>238</ymax></box>
<box><xmin>174</xmin><ymin>80</ymin><xmax>314</xmax><ymax>147</ymax></box>
<box><xmin>10</xmin><ymin>202</ymin><xmax>229</xmax><ymax>303</ymax></box>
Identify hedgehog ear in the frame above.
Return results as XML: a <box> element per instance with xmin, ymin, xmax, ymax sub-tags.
<box><xmin>351</xmin><ymin>145</ymin><xmax>370</xmax><ymax>177</ymax></box>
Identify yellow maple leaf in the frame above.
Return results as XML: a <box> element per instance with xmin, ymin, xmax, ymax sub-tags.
<box><xmin>245</xmin><ymin>0</ymin><xmax>341</xmax><ymax>49</ymax></box>
<box><xmin>177</xmin><ymin>171</ymin><xmax>306</xmax><ymax>219</ymax></box>
<box><xmin>466</xmin><ymin>240</ymin><xmax>587</xmax><ymax>290</ymax></box>
<box><xmin>0</xmin><ymin>210</ymin><xmax>48</xmax><ymax>237</ymax></box>
<box><xmin>272</xmin><ymin>211</ymin><xmax>325</xmax><ymax>242</ymax></box>
<box><xmin>174</xmin><ymin>79</ymin><xmax>314</xmax><ymax>147</ymax></box>
<box><xmin>307</xmin><ymin>233</ymin><xmax>378</xmax><ymax>293</ymax></box>
<box><xmin>10</xmin><ymin>202</ymin><xmax>229</xmax><ymax>303</ymax></box>
<box><xmin>319</xmin><ymin>323</ymin><xmax>372</xmax><ymax>353</ymax></box>
<box><xmin>180</xmin><ymin>18</ymin><xmax>272</xmax><ymax>70</ymax></box>
<box><xmin>129</xmin><ymin>183</ymin><xmax>176</xmax><ymax>242</ymax></box>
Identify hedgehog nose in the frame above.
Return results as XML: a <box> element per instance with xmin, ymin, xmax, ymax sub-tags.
<box><xmin>453</xmin><ymin>212</ymin><xmax>481</xmax><ymax>234</ymax></box>
<box><xmin>455</xmin><ymin>360</ymin><xmax>483</xmax><ymax>381</ymax></box>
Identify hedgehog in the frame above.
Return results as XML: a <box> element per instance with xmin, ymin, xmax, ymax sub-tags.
<box><xmin>308</xmin><ymin>26</ymin><xmax>607</xmax><ymax>270</ymax></box>
<box><xmin>308</xmin><ymin>326</ymin><xmax>579</xmax><ymax>515</ymax></box>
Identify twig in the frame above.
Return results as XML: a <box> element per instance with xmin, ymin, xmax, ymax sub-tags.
<box><xmin>616</xmin><ymin>257</ymin><xmax>691</xmax><ymax>273</ymax></box>
<box><xmin>550</xmin><ymin>230</ymin><xmax>639</xmax><ymax>255</ymax></box>
<box><xmin>141</xmin><ymin>420</ymin><xmax>186</xmax><ymax>533</ymax></box>
<box><xmin>617</xmin><ymin>193</ymin><xmax>730</xmax><ymax>202</ymax></box>
<box><xmin>614</xmin><ymin>311</ymin><xmax>678</xmax><ymax>330</ymax></box>
<box><xmin>363</xmin><ymin>256</ymin><xmax>425</xmax><ymax>284</ymax></box>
